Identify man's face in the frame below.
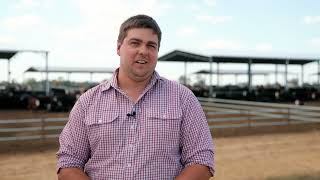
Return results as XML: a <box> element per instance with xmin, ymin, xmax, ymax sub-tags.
<box><xmin>117</xmin><ymin>28</ymin><xmax>159</xmax><ymax>82</ymax></box>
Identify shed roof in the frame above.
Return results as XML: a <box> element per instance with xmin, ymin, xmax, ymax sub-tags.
<box><xmin>0</xmin><ymin>50</ymin><xmax>18</xmax><ymax>60</ymax></box>
<box><xmin>194</xmin><ymin>69</ymin><xmax>297</xmax><ymax>75</ymax></box>
<box><xmin>25</xmin><ymin>66</ymin><xmax>115</xmax><ymax>74</ymax></box>
<box><xmin>159</xmin><ymin>50</ymin><xmax>318</xmax><ymax>65</ymax></box>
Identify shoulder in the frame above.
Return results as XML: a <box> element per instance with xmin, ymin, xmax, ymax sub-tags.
<box><xmin>77</xmin><ymin>81</ymin><xmax>108</xmax><ymax>106</ymax></box>
<box><xmin>159</xmin><ymin>77</ymin><xmax>195</xmax><ymax>100</ymax></box>
<box><xmin>158</xmin><ymin>76</ymin><xmax>202</xmax><ymax>110</ymax></box>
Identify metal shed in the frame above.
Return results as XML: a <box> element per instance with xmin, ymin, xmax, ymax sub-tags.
<box><xmin>24</xmin><ymin>66</ymin><xmax>115</xmax><ymax>82</ymax></box>
<box><xmin>159</xmin><ymin>50</ymin><xmax>320</xmax><ymax>95</ymax></box>
<box><xmin>0</xmin><ymin>49</ymin><xmax>49</xmax><ymax>95</ymax></box>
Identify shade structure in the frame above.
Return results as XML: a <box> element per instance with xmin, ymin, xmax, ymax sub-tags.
<box><xmin>25</xmin><ymin>66</ymin><xmax>115</xmax><ymax>74</ymax></box>
<box><xmin>158</xmin><ymin>50</ymin><xmax>320</xmax><ymax>95</ymax></box>
<box><xmin>24</xmin><ymin>66</ymin><xmax>116</xmax><ymax>83</ymax></box>
<box><xmin>0</xmin><ymin>50</ymin><xmax>18</xmax><ymax>60</ymax></box>
<box><xmin>159</xmin><ymin>50</ymin><xmax>317</xmax><ymax>65</ymax></box>
<box><xmin>1</xmin><ymin>49</ymin><xmax>49</xmax><ymax>95</ymax></box>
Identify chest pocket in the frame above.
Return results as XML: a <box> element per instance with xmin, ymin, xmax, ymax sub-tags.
<box><xmin>145</xmin><ymin>105</ymin><xmax>183</xmax><ymax>151</ymax></box>
<box><xmin>84</xmin><ymin>102</ymin><xmax>122</xmax><ymax>157</ymax></box>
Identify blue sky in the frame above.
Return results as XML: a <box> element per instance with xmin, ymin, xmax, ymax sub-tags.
<box><xmin>0</xmin><ymin>0</ymin><xmax>319</xmax><ymax>85</ymax></box>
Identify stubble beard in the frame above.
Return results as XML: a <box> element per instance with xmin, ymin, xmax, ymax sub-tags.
<box><xmin>130</xmin><ymin>68</ymin><xmax>154</xmax><ymax>82</ymax></box>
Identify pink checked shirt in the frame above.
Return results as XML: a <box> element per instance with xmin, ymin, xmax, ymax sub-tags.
<box><xmin>57</xmin><ymin>70</ymin><xmax>215</xmax><ymax>179</ymax></box>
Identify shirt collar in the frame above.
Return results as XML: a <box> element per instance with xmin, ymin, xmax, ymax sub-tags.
<box><xmin>101</xmin><ymin>68</ymin><xmax>163</xmax><ymax>92</ymax></box>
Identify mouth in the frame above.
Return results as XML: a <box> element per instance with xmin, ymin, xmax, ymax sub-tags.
<box><xmin>135</xmin><ymin>59</ymin><xmax>147</xmax><ymax>64</ymax></box>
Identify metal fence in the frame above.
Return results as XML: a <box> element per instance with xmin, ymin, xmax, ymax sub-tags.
<box><xmin>198</xmin><ymin>97</ymin><xmax>320</xmax><ymax>129</ymax></box>
<box><xmin>1</xmin><ymin>97</ymin><xmax>320</xmax><ymax>141</ymax></box>
<box><xmin>0</xmin><ymin>117</ymin><xmax>67</xmax><ymax>141</ymax></box>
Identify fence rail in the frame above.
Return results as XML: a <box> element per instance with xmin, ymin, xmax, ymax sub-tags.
<box><xmin>198</xmin><ymin>97</ymin><xmax>320</xmax><ymax>130</ymax></box>
<box><xmin>1</xmin><ymin>98</ymin><xmax>320</xmax><ymax>141</ymax></box>
<box><xmin>0</xmin><ymin>117</ymin><xmax>67</xmax><ymax>142</ymax></box>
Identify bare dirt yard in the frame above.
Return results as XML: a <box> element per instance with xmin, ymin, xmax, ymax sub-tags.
<box><xmin>214</xmin><ymin>130</ymin><xmax>320</xmax><ymax>180</ymax></box>
<box><xmin>0</xmin><ymin>130</ymin><xmax>319</xmax><ymax>180</ymax></box>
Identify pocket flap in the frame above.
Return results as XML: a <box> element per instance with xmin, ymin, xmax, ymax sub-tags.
<box><xmin>85</xmin><ymin>111</ymin><xmax>118</xmax><ymax>125</ymax></box>
<box><xmin>147</xmin><ymin>107</ymin><xmax>182</xmax><ymax>120</ymax></box>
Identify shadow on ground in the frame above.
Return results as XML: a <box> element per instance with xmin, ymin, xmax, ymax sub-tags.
<box><xmin>267</xmin><ymin>173</ymin><xmax>320</xmax><ymax>180</ymax></box>
<box><xmin>0</xmin><ymin>139</ymin><xmax>59</xmax><ymax>154</ymax></box>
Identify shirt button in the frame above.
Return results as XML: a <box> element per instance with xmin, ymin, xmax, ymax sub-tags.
<box><xmin>163</xmin><ymin>114</ymin><xmax>167</xmax><ymax>118</ymax></box>
<box><xmin>127</xmin><ymin>163</ymin><xmax>131</xmax><ymax>167</ymax></box>
<box><xmin>130</xmin><ymin>125</ymin><xmax>135</xmax><ymax>129</ymax></box>
<box><xmin>98</xmin><ymin>120</ymin><xmax>102</xmax><ymax>123</ymax></box>
<box><xmin>129</xmin><ymin>144</ymin><xmax>133</xmax><ymax>148</ymax></box>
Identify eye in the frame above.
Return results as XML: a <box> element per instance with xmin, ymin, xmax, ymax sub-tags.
<box><xmin>148</xmin><ymin>44</ymin><xmax>157</xmax><ymax>49</ymax></box>
<box><xmin>130</xmin><ymin>41</ymin><xmax>139</xmax><ymax>46</ymax></box>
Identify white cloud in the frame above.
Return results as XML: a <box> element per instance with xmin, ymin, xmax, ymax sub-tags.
<box><xmin>0</xmin><ymin>36</ymin><xmax>16</xmax><ymax>45</ymax></box>
<box><xmin>176</xmin><ymin>27</ymin><xmax>198</xmax><ymax>37</ymax></box>
<box><xmin>202</xmin><ymin>40</ymin><xmax>274</xmax><ymax>54</ymax></box>
<box><xmin>71</xmin><ymin>0</ymin><xmax>173</xmax><ymax>41</ymax></box>
<box><xmin>51</xmin><ymin>0</ymin><xmax>173</xmax><ymax>47</ymax></box>
<box><xmin>254</xmin><ymin>43</ymin><xmax>273</xmax><ymax>52</ymax></box>
<box><xmin>14</xmin><ymin>0</ymin><xmax>54</xmax><ymax>10</ymax></box>
<box><xmin>203</xmin><ymin>39</ymin><xmax>245</xmax><ymax>50</ymax></box>
<box><xmin>1</xmin><ymin>14</ymin><xmax>42</xmax><ymax>29</ymax></box>
<box><xmin>196</xmin><ymin>15</ymin><xmax>233</xmax><ymax>24</ymax></box>
<box><xmin>310</xmin><ymin>37</ymin><xmax>320</xmax><ymax>46</ymax></box>
<box><xmin>203</xmin><ymin>0</ymin><xmax>217</xmax><ymax>7</ymax></box>
<box><xmin>14</xmin><ymin>0</ymin><xmax>40</xmax><ymax>9</ymax></box>
<box><xmin>303</xmin><ymin>16</ymin><xmax>320</xmax><ymax>24</ymax></box>
<box><xmin>75</xmin><ymin>0</ymin><xmax>172</xmax><ymax>20</ymax></box>
<box><xmin>47</xmin><ymin>0</ymin><xmax>174</xmax><ymax>68</ymax></box>
<box><xmin>186</xmin><ymin>3</ymin><xmax>201</xmax><ymax>12</ymax></box>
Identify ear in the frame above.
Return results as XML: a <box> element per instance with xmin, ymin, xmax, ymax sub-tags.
<box><xmin>117</xmin><ymin>42</ymin><xmax>121</xmax><ymax>56</ymax></box>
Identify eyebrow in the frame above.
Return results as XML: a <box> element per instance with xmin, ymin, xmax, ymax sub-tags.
<box><xmin>129</xmin><ymin>38</ymin><xmax>158</xmax><ymax>46</ymax></box>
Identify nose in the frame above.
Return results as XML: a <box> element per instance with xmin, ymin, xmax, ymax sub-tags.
<box><xmin>138</xmin><ymin>45</ymin><xmax>148</xmax><ymax>56</ymax></box>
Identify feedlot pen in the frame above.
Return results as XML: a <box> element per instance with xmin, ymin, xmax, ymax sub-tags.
<box><xmin>1</xmin><ymin>98</ymin><xmax>320</xmax><ymax>180</ymax></box>
<box><xmin>1</xmin><ymin>98</ymin><xmax>320</xmax><ymax>141</ymax></box>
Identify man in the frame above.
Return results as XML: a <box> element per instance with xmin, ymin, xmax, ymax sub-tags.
<box><xmin>57</xmin><ymin>14</ymin><xmax>215</xmax><ymax>180</ymax></box>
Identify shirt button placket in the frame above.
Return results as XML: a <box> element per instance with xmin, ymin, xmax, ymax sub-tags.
<box><xmin>125</xmin><ymin>114</ymin><xmax>137</xmax><ymax>178</ymax></box>
<box><xmin>127</xmin><ymin>121</ymin><xmax>137</xmax><ymax>153</ymax></box>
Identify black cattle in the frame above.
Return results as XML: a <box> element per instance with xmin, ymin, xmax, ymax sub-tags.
<box><xmin>47</xmin><ymin>88</ymin><xmax>78</xmax><ymax>112</ymax></box>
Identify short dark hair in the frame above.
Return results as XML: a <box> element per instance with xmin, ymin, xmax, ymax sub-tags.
<box><xmin>117</xmin><ymin>14</ymin><xmax>162</xmax><ymax>50</ymax></box>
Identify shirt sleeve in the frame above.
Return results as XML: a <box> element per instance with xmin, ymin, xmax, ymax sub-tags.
<box><xmin>56</xmin><ymin>99</ymin><xmax>91</xmax><ymax>173</ymax></box>
<box><xmin>179</xmin><ymin>91</ymin><xmax>215</xmax><ymax>176</ymax></box>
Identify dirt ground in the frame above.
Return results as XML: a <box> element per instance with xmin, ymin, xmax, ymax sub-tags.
<box><xmin>0</xmin><ymin>130</ymin><xmax>319</xmax><ymax>180</ymax></box>
<box><xmin>214</xmin><ymin>130</ymin><xmax>320</xmax><ymax>180</ymax></box>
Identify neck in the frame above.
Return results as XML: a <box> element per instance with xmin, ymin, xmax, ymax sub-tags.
<box><xmin>117</xmin><ymin>70</ymin><xmax>153</xmax><ymax>101</ymax></box>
